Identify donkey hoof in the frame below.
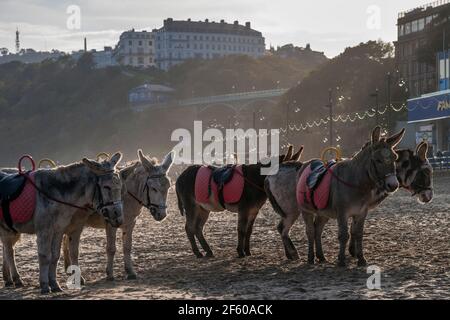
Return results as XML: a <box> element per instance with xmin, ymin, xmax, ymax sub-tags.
<box><xmin>4</xmin><ymin>281</ymin><xmax>14</xmax><ymax>288</ymax></box>
<box><xmin>194</xmin><ymin>252</ymin><xmax>203</xmax><ymax>258</ymax></box>
<box><xmin>317</xmin><ymin>257</ymin><xmax>327</xmax><ymax>264</ymax></box>
<box><xmin>14</xmin><ymin>279</ymin><xmax>24</xmax><ymax>288</ymax></box>
<box><xmin>307</xmin><ymin>259</ymin><xmax>315</xmax><ymax>265</ymax></box>
<box><xmin>357</xmin><ymin>259</ymin><xmax>367</xmax><ymax>267</ymax></box>
<box><xmin>205</xmin><ymin>252</ymin><xmax>214</xmax><ymax>258</ymax></box>
<box><xmin>126</xmin><ymin>274</ymin><xmax>137</xmax><ymax>280</ymax></box>
<box><xmin>51</xmin><ymin>286</ymin><xmax>63</xmax><ymax>293</ymax></box>
<box><xmin>40</xmin><ymin>288</ymin><xmax>50</xmax><ymax>295</ymax></box>
<box><xmin>349</xmin><ymin>248</ymin><xmax>356</xmax><ymax>258</ymax></box>
<box><xmin>80</xmin><ymin>276</ymin><xmax>86</xmax><ymax>286</ymax></box>
<box><xmin>237</xmin><ymin>253</ymin><xmax>246</xmax><ymax>259</ymax></box>
<box><xmin>337</xmin><ymin>260</ymin><xmax>347</xmax><ymax>267</ymax></box>
<box><xmin>106</xmin><ymin>276</ymin><xmax>115</xmax><ymax>281</ymax></box>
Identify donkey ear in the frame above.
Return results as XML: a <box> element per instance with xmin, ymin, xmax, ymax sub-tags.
<box><xmin>82</xmin><ymin>158</ymin><xmax>103</xmax><ymax>173</ymax></box>
<box><xmin>161</xmin><ymin>150</ymin><xmax>175</xmax><ymax>173</ymax></box>
<box><xmin>416</xmin><ymin>141</ymin><xmax>428</xmax><ymax>161</ymax></box>
<box><xmin>386</xmin><ymin>128</ymin><xmax>406</xmax><ymax>148</ymax></box>
<box><xmin>291</xmin><ymin>146</ymin><xmax>304</xmax><ymax>161</ymax></box>
<box><xmin>109</xmin><ymin>152</ymin><xmax>123</xmax><ymax>168</ymax></box>
<box><xmin>371</xmin><ymin>126</ymin><xmax>381</xmax><ymax>144</ymax></box>
<box><xmin>137</xmin><ymin>149</ymin><xmax>153</xmax><ymax>170</ymax></box>
<box><xmin>285</xmin><ymin>145</ymin><xmax>293</xmax><ymax>161</ymax></box>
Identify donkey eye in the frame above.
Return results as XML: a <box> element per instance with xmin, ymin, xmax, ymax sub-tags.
<box><xmin>151</xmin><ymin>187</ymin><xmax>158</xmax><ymax>192</ymax></box>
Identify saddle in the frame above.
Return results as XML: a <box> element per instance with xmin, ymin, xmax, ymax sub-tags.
<box><xmin>0</xmin><ymin>173</ymin><xmax>27</xmax><ymax>231</ymax></box>
<box><xmin>307</xmin><ymin>160</ymin><xmax>335</xmax><ymax>190</ymax></box>
<box><xmin>297</xmin><ymin>160</ymin><xmax>336</xmax><ymax>210</ymax></box>
<box><xmin>195</xmin><ymin>165</ymin><xmax>244</xmax><ymax>209</ymax></box>
<box><xmin>0</xmin><ymin>172</ymin><xmax>36</xmax><ymax>231</ymax></box>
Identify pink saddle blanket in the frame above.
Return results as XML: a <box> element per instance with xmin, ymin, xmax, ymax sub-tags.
<box><xmin>296</xmin><ymin>164</ymin><xmax>334</xmax><ymax>210</ymax></box>
<box><xmin>0</xmin><ymin>174</ymin><xmax>36</xmax><ymax>224</ymax></box>
<box><xmin>195</xmin><ymin>165</ymin><xmax>244</xmax><ymax>205</ymax></box>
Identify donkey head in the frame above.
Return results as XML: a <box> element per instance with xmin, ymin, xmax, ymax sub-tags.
<box><xmin>397</xmin><ymin>142</ymin><xmax>433</xmax><ymax>203</ymax></box>
<box><xmin>135</xmin><ymin>149</ymin><xmax>174</xmax><ymax>221</ymax></box>
<box><xmin>368</xmin><ymin>126</ymin><xmax>405</xmax><ymax>193</ymax></box>
<box><xmin>82</xmin><ymin>152</ymin><xmax>124</xmax><ymax>227</ymax></box>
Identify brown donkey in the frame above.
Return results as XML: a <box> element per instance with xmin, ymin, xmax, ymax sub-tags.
<box><xmin>265</xmin><ymin>127</ymin><xmax>406</xmax><ymax>266</ymax></box>
<box><xmin>175</xmin><ymin>146</ymin><xmax>303</xmax><ymax>258</ymax></box>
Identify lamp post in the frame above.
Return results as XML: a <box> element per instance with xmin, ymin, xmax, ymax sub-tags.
<box><xmin>386</xmin><ymin>72</ymin><xmax>392</xmax><ymax>130</ymax></box>
<box><xmin>370</xmin><ymin>88</ymin><xmax>380</xmax><ymax>127</ymax></box>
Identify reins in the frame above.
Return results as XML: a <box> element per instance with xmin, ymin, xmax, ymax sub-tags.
<box><xmin>234</xmin><ymin>168</ymin><xmax>266</xmax><ymax>193</ymax></box>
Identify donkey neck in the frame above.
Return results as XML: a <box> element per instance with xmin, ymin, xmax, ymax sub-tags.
<box><xmin>35</xmin><ymin>162</ymin><xmax>97</xmax><ymax>207</ymax></box>
<box><xmin>339</xmin><ymin>147</ymin><xmax>376</xmax><ymax>191</ymax></box>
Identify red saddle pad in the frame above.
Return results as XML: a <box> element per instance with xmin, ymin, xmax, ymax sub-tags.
<box><xmin>195</xmin><ymin>165</ymin><xmax>244</xmax><ymax>205</ymax></box>
<box><xmin>297</xmin><ymin>164</ymin><xmax>334</xmax><ymax>210</ymax></box>
<box><xmin>0</xmin><ymin>173</ymin><xmax>36</xmax><ymax>224</ymax></box>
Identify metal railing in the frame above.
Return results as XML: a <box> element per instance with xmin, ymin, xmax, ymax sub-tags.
<box><xmin>429</xmin><ymin>156</ymin><xmax>450</xmax><ymax>170</ymax></box>
<box><xmin>398</xmin><ymin>0</ymin><xmax>450</xmax><ymax>18</ymax></box>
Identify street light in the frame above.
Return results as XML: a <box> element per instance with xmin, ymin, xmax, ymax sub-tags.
<box><xmin>370</xmin><ymin>88</ymin><xmax>380</xmax><ymax>127</ymax></box>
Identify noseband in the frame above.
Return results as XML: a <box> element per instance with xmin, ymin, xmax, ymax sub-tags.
<box><xmin>410</xmin><ymin>164</ymin><xmax>433</xmax><ymax>196</ymax></box>
<box><xmin>128</xmin><ymin>173</ymin><xmax>167</xmax><ymax>215</ymax></box>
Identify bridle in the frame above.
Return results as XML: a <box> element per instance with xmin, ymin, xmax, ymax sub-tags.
<box><xmin>92</xmin><ymin>171</ymin><xmax>123</xmax><ymax>218</ymax></box>
<box><xmin>410</xmin><ymin>163</ymin><xmax>433</xmax><ymax>196</ymax></box>
<box><xmin>369</xmin><ymin>158</ymin><xmax>397</xmax><ymax>190</ymax></box>
<box><xmin>127</xmin><ymin>173</ymin><xmax>167</xmax><ymax>215</ymax></box>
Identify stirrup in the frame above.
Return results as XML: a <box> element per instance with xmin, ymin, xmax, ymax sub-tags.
<box><xmin>320</xmin><ymin>147</ymin><xmax>342</xmax><ymax>166</ymax></box>
<box><xmin>38</xmin><ymin>158</ymin><xmax>57</xmax><ymax>168</ymax></box>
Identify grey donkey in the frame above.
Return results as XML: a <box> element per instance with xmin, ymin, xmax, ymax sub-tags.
<box><xmin>62</xmin><ymin>149</ymin><xmax>174</xmax><ymax>282</ymax></box>
<box><xmin>0</xmin><ymin>153</ymin><xmax>124</xmax><ymax>294</ymax></box>
<box><xmin>265</xmin><ymin>127</ymin><xmax>406</xmax><ymax>267</ymax></box>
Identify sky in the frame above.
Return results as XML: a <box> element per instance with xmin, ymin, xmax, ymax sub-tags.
<box><xmin>0</xmin><ymin>0</ymin><xmax>432</xmax><ymax>57</ymax></box>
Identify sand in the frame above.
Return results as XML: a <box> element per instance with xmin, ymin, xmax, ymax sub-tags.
<box><xmin>0</xmin><ymin>172</ymin><xmax>449</xmax><ymax>300</ymax></box>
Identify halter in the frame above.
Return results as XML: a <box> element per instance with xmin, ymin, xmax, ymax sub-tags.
<box><xmin>409</xmin><ymin>163</ymin><xmax>433</xmax><ymax>196</ymax></box>
<box><xmin>128</xmin><ymin>173</ymin><xmax>167</xmax><ymax>215</ymax></box>
<box><xmin>92</xmin><ymin>171</ymin><xmax>123</xmax><ymax>217</ymax></box>
<box><xmin>369</xmin><ymin>158</ymin><xmax>397</xmax><ymax>190</ymax></box>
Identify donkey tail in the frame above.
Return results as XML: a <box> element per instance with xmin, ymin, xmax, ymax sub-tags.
<box><xmin>176</xmin><ymin>182</ymin><xmax>185</xmax><ymax>216</ymax></box>
<box><xmin>264</xmin><ymin>178</ymin><xmax>287</xmax><ymax>218</ymax></box>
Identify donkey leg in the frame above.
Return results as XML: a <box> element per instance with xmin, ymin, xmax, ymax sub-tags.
<box><xmin>66</xmin><ymin>229</ymin><xmax>85</xmax><ymax>285</ymax></box>
<box><xmin>8</xmin><ymin>233</ymin><xmax>23</xmax><ymax>287</ymax></box>
<box><xmin>353</xmin><ymin>213</ymin><xmax>368</xmax><ymax>267</ymax></box>
<box><xmin>348</xmin><ymin>217</ymin><xmax>357</xmax><ymax>258</ymax></box>
<box><xmin>36</xmin><ymin>231</ymin><xmax>52</xmax><ymax>294</ymax></box>
<box><xmin>277</xmin><ymin>211</ymin><xmax>300</xmax><ymax>260</ymax></box>
<box><xmin>122</xmin><ymin>222</ymin><xmax>137</xmax><ymax>279</ymax></box>
<box><xmin>63</xmin><ymin>234</ymin><xmax>71</xmax><ymax>271</ymax></box>
<box><xmin>105</xmin><ymin>224</ymin><xmax>117</xmax><ymax>281</ymax></box>
<box><xmin>195</xmin><ymin>207</ymin><xmax>213</xmax><ymax>257</ymax></box>
<box><xmin>185</xmin><ymin>207</ymin><xmax>203</xmax><ymax>258</ymax></box>
<box><xmin>2</xmin><ymin>247</ymin><xmax>13</xmax><ymax>287</ymax></box>
<box><xmin>302</xmin><ymin>212</ymin><xmax>316</xmax><ymax>264</ymax></box>
<box><xmin>48</xmin><ymin>232</ymin><xmax>64</xmax><ymax>292</ymax></box>
<box><xmin>337</xmin><ymin>213</ymin><xmax>350</xmax><ymax>267</ymax></box>
<box><xmin>314</xmin><ymin>216</ymin><xmax>329</xmax><ymax>263</ymax></box>
<box><xmin>243</xmin><ymin>210</ymin><xmax>258</xmax><ymax>257</ymax></box>
<box><xmin>236</xmin><ymin>212</ymin><xmax>249</xmax><ymax>258</ymax></box>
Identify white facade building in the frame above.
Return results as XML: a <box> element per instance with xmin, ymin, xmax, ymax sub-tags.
<box><xmin>113</xmin><ymin>29</ymin><xmax>156</xmax><ymax>68</ymax></box>
<box><xmin>155</xmin><ymin>18</ymin><xmax>265</xmax><ymax>70</ymax></box>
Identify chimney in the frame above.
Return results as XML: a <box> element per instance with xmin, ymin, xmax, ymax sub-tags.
<box><xmin>220</xmin><ymin>19</ymin><xmax>225</xmax><ymax>23</ymax></box>
<box><xmin>245</xmin><ymin>22</ymin><xmax>251</xmax><ymax>28</ymax></box>
<box><xmin>233</xmin><ymin>20</ymin><xmax>238</xmax><ymax>25</ymax></box>
<box><xmin>84</xmin><ymin>37</ymin><xmax>87</xmax><ymax>52</ymax></box>
<box><xmin>187</xmin><ymin>18</ymin><xmax>191</xmax><ymax>21</ymax></box>
<box><xmin>205</xmin><ymin>18</ymin><xmax>209</xmax><ymax>23</ymax></box>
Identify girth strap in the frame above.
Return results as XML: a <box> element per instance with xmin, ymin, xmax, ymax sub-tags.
<box><xmin>1</xmin><ymin>200</ymin><xmax>17</xmax><ymax>233</ymax></box>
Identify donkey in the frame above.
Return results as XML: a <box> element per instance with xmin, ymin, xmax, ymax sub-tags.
<box><xmin>0</xmin><ymin>153</ymin><xmax>124</xmax><ymax>293</ymax></box>
<box><xmin>265</xmin><ymin>127</ymin><xmax>405</xmax><ymax>267</ymax></box>
<box><xmin>62</xmin><ymin>149</ymin><xmax>174</xmax><ymax>281</ymax></box>
<box><xmin>175</xmin><ymin>145</ymin><xmax>303</xmax><ymax>258</ymax></box>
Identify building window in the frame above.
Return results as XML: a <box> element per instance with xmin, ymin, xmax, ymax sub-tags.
<box><xmin>418</xmin><ymin>18</ymin><xmax>425</xmax><ymax>31</ymax></box>
<box><xmin>194</xmin><ymin>35</ymin><xmax>197</xmax><ymax>40</ymax></box>
<box><xmin>138</xmin><ymin>40</ymin><xmax>142</xmax><ymax>46</ymax></box>
<box><xmin>398</xmin><ymin>24</ymin><xmax>404</xmax><ymax>37</ymax></box>
<box><xmin>411</xmin><ymin>20</ymin><xmax>418</xmax><ymax>33</ymax></box>
<box><xmin>128</xmin><ymin>40</ymin><xmax>132</xmax><ymax>45</ymax></box>
<box><xmin>149</xmin><ymin>41</ymin><xmax>152</xmax><ymax>46</ymax></box>
<box><xmin>187</xmin><ymin>43</ymin><xmax>190</xmax><ymax>49</ymax></box>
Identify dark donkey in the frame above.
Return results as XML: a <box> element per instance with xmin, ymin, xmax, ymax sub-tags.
<box><xmin>265</xmin><ymin>127</ymin><xmax>405</xmax><ymax>266</ymax></box>
<box><xmin>176</xmin><ymin>146</ymin><xmax>303</xmax><ymax>258</ymax></box>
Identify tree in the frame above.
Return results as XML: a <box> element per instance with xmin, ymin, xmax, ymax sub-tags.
<box><xmin>76</xmin><ymin>52</ymin><xmax>96</xmax><ymax>72</ymax></box>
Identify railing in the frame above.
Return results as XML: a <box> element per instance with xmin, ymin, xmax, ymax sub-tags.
<box><xmin>429</xmin><ymin>156</ymin><xmax>450</xmax><ymax>170</ymax></box>
<box><xmin>178</xmin><ymin>88</ymin><xmax>288</xmax><ymax>106</ymax></box>
<box><xmin>398</xmin><ymin>0</ymin><xmax>450</xmax><ymax>18</ymax></box>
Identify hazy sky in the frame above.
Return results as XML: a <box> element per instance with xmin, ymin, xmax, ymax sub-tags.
<box><xmin>0</xmin><ymin>0</ymin><xmax>430</xmax><ymax>57</ymax></box>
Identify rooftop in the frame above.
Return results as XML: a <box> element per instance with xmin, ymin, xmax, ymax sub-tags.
<box><xmin>398</xmin><ymin>0</ymin><xmax>450</xmax><ymax>19</ymax></box>
<box><xmin>156</xmin><ymin>18</ymin><xmax>262</xmax><ymax>37</ymax></box>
